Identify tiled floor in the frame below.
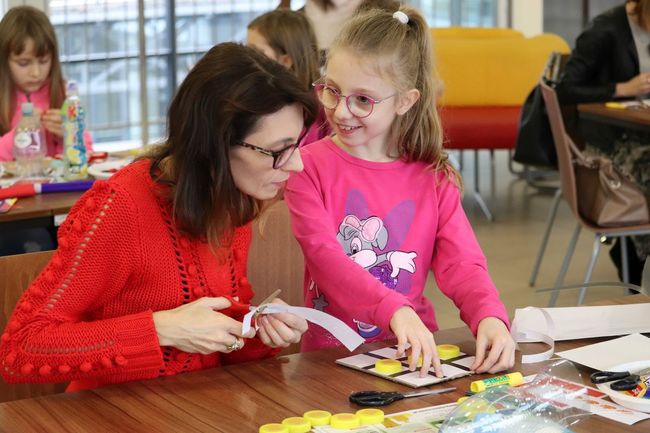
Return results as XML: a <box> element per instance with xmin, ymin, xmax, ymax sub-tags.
<box><xmin>426</xmin><ymin>151</ymin><xmax>626</xmax><ymax>330</ymax></box>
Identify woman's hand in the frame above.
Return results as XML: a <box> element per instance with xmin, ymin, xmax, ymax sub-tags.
<box><xmin>390</xmin><ymin>306</ymin><xmax>443</xmax><ymax>378</ymax></box>
<box><xmin>257</xmin><ymin>298</ymin><xmax>308</xmax><ymax>348</ymax></box>
<box><xmin>471</xmin><ymin>317</ymin><xmax>515</xmax><ymax>374</ymax></box>
<box><xmin>615</xmin><ymin>73</ymin><xmax>650</xmax><ymax>98</ymax></box>
<box><xmin>152</xmin><ymin>297</ymin><xmax>255</xmax><ymax>354</ymax></box>
<box><xmin>41</xmin><ymin>109</ymin><xmax>64</xmax><ymax>137</ymax></box>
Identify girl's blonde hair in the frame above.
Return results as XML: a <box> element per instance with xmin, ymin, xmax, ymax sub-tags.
<box><xmin>328</xmin><ymin>6</ymin><xmax>459</xmax><ymax>184</ymax></box>
<box><xmin>0</xmin><ymin>6</ymin><xmax>65</xmax><ymax>135</ymax></box>
<box><xmin>248</xmin><ymin>9</ymin><xmax>320</xmax><ymax>90</ymax></box>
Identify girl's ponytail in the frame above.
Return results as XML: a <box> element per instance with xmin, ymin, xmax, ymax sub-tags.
<box><xmin>329</xmin><ymin>5</ymin><xmax>459</xmax><ymax>184</ymax></box>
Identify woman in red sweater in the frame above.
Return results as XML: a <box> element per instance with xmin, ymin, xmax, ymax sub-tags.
<box><xmin>0</xmin><ymin>43</ymin><xmax>318</xmax><ymax>391</ymax></box>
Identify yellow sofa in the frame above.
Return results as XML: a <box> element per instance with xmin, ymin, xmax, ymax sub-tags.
<box><xmin>431</xmin><ymin>28</ymin><xmax>570</xmax><ymax>151</ymax></box>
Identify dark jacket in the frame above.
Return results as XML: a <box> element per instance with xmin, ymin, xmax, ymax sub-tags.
<box><xmin>556</xmin><ymin>4</ymin><xmax>639</xmax><ymax>105</ymax></box>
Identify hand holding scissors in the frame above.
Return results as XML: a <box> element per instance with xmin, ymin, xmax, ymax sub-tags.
<box><xmin>349</xmin><ymin>387</ymin><xmax>456</xmax><ymax>407</ymax></box>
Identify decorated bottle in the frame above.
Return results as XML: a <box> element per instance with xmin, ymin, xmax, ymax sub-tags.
<box><xmin>13</xmin><ymin>102</ymin><xmax>46</xmax><ymax>178</ymax></box>
<box><xmin>61</xmin><ymin>80</ymin><xmax>88</xmax><ymax>180</ymax></box>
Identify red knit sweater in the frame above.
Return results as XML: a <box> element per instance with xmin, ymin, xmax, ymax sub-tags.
<box><xmin>0</xmin><ymin>160</ymin><xmax>277</xmax><ymax>390</ymax></box>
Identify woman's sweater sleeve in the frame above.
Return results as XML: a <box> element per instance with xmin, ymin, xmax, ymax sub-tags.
<box><xmin>0</xmin><ymin>129</ymin><xmax>15</xmax><ymax>161</ymax></box>
<box><xmin>430</xmin><ymin>178</ymin><xmax>509</xmax><ymax>335</ymax></box>
<box><xmin>285</xmin><ymin>168</ymin><xmax>413</xmax><ymax>332</ymax></box>
<box><xmin>0</xmin><ymin>181</ymin><xmax>163</xmax><ymax>384</ymax></box>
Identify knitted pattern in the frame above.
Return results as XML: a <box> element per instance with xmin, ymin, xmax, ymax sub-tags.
<box><xmin>0</xmin><ymin>160</ymin><xmax>276</xmax><ymax>390</ymax></box>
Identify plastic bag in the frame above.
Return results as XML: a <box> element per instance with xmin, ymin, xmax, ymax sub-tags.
<box><xmin>440</xmin><ymin>361</ymin><xmax>591</xmax><ymax>433</ymax></box>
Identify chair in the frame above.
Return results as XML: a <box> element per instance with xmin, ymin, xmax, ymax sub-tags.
<box><xmin>0</xmin><ymin>250</ymin><xmax>68</xmax><ymax>402</ymax></box>
<box><xmin>540</xmin><ymin>82</ymin><xmax>650</xmax><ymax>306</ymax></box>
<box><xmin>527</xmin><ymin>54</ymin><xmax>571</xmax><ymax>288</ymax></box>
<box><xmin>247</xmin><ymin>200</ymin><xmax>305</xmax><ymax>354</ymax></box>
<box><xmin>433</xmin><ymin>30</ymin><xmax>570</xmax><ymax>220</ymax></box>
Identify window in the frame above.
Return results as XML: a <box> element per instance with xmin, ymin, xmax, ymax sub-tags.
<box><xmin>49</xmin><ymin>0</ymin><xmax>496</xmax><ymax>150</ymax></box>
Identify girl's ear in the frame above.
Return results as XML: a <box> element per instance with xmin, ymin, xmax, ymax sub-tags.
<box><xmin>277</xmin><ymin>54</ymin><xmax>294</xmax><ymax>70</ymax></box>
<box><xmin>396</xmin><ymin>88</ymin><xmax>420</xmax><ymax>115</ymax></box>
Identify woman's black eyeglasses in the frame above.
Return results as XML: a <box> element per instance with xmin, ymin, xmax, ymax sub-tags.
<box><xmin>235</xmin><ymin>130</ymin><xmax>307</xmax><ymax>169</ymax></box>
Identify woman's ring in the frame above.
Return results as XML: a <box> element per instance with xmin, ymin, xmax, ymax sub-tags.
<box><xmin>226</xmin><ymin>339</ymin><xmax>243</xmax><ymax>352</ymax></box>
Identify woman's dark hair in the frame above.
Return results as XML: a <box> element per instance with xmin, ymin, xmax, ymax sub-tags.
<box><xmin>148</xmin><ymin>42</ymin><xmax>317</xmax><ymax>247</ymax></box>
<box><xmin>628</xmin><ymin>0</ymin><xmax>650</xmax><ymax>31</ymax></box>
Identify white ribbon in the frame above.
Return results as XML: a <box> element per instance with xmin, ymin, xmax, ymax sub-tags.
<box><xmin>243</xmin><ymin>304</ymin><xmax>365</xmax><ymax>351</ymax></box>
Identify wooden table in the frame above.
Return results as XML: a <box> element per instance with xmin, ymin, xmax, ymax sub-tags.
<box><xmin>1</xmin><ymin>293</ymin><xmax>648</xmax><ymax>433</ymax></box>
<box><xmin>578</xmin><ymin>102</ymin><xmax>650</xmax><ymax>132</ymax></box>
<box><xmin>0</xmin><ymin>191</ymin><xmax>82</xmax><ymax>231</ymax></box>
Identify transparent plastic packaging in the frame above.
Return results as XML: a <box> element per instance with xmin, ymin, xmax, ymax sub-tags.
<box><xmin>440</xmin><ymin>361</ymin><xmax>591</xmax><ymax>433</ymax></box>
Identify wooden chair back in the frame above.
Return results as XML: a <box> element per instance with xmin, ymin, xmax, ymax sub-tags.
<box><xmin>247</xmin><ymin>200</ymin><xmax>305</xmax><ymax>354</ymax></box>
<box><xmin>0</xmin><ymin>250</ymin><xmax>67</xmax><ymax>402</ymax></box>
<box><xmin>248</xmin><ymin>200</ymin><xmax>304</xmax><ymax>307</ymax></box>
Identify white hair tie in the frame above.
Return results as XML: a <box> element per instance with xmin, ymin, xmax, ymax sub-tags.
<box><xmin>393</xmin><ymin>11</ymin><xmax>409</xmax><ymax>24</ymax></box>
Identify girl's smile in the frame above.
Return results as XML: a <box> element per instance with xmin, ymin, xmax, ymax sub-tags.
<box><xmin>322</xmin><ymin>49</ymin><xmax>418</xmax><ymax>162</ymax></box>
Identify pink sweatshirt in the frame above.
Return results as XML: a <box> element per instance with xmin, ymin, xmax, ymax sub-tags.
<box><xmin>285</xmin><ymin>137</ymin><xmax>509</xmax><ymax>351</ymax></box>
<box><xmin>0</xmin><ymin>82</ymin><xmax>92</xmax><ymax>161</ymax></box>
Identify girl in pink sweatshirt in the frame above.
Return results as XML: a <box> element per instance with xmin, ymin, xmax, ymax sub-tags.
<box><xmin>285</xmin><ymin>5</ymin><xmax>515</xmax><ymax>377</ymax></box>
<box><xmin>0</xmin><ymin>6</ymin><xmax>91</xmax><ymax>162</ymax></box>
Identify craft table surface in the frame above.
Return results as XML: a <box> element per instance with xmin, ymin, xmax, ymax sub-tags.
<box><xmin>0</xmin><ymin>295</ymin><xmax>647</xmax><ymax>432</ymax></box>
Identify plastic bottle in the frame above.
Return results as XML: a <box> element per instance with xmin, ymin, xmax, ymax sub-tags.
<box><xmin>13</xmin><ymin>102</ymin><xmax>46</xmax><ymax>178</ymax></box>
<box><xmin>61</xmin><ymin>80</ymin><xmax>88</xmax><ymax>180</ymax></box>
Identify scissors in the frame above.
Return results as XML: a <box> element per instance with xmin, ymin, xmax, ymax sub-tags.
<box><xmin>221</xmin><ymin>289</ymin><xmax>282</xmax><ymax>320</ymax></box>
<box><xmin>590</xmin><ymin>370</ymin><xmax>643</xmax><ymax>391</ymax></box>
<box><xmin>349</xmin><ymin>387</ymin><xmax>456</xmax><ymax>407</ymax></box>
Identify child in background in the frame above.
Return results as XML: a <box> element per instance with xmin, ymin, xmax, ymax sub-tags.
<box><xmin>0</xmin><ymin>6</ymin><xmax>92</xmax><ymax>162</ymax></box>
<box><xmin>248</xmin><ymin>9</ymin><xmax>330</xmax><ymax>145</ymax></box>
<box><xmin>285</xmin><ymin>5</ymin><xmax>515</xmax><ymax>377</ymax></box>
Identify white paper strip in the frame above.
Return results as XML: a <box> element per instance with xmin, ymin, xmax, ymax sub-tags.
<box><xmin>511</xmin><ymin>307</ymin><xmax>556</xmax><ymax>364</ymax></box>
<box><xmin>515</xmin><ymin>330</ymin><xmax>556</xmax><ymax>364</ymax></box>
<box><xmin>242</xmin><ymin>304</ymin><xmax>365</xmax><ymax>351</ymax></box>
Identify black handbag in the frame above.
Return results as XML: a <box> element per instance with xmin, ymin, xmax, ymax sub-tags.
<box><xmin>513</xmin><ymin>53</ymin><xmax>564</xmax><ymax>168</ymax></box>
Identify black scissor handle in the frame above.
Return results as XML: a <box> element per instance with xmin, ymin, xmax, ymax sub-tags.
<box><xmin>590</xmin><ymin>371</ymin><xmax>630</xmax><ymax>384</ymax></box>
<box><xmin>611</xmin><ymin>374</ymin><xmax>640</xmax><ymax>391</ymax></box>
<box><xmin>349</xmin><ymin>391</ymin><xmax>404</xmax><ymax>407</ymax></box>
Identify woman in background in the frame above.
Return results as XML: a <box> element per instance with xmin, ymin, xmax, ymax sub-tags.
<box><xmin>556</xmin><ymin>0</ymin><xmax>650</xmax><ymax>284</ymax></box>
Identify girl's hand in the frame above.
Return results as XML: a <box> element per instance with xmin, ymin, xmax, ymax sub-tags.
<box><xmin>257</xmin><ymin>298</ymin><xmax>308</xmax><ymax>348</ymax></box>
<box><xmin>152</xmin><ymin>297</ymin><xmax>255</xmax><ymax>354</ymax></box>
<box><xmin>41</xmin><ymin>109</ymin><xmax>64</xmax><ymax>137</ymax></box>
<box><xmin>615</xmin><ymin>73</ymin><xmax>650</xmax><ymax>98</ymax></box>
<box><xmin>471</xmin><ymin>317</ymin><xmax>515</xmax><ymax>373</ymax></box>
<box><xmin>390</xmin><ymin>306</ymin><xmax>443</xmax><ymax>378</ymax></box>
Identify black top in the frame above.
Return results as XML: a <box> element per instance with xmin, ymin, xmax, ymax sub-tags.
<box><xmin>556</xmin><ymin>4</ymin><xmax>639</xmax><ymax>105</ymax></box>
